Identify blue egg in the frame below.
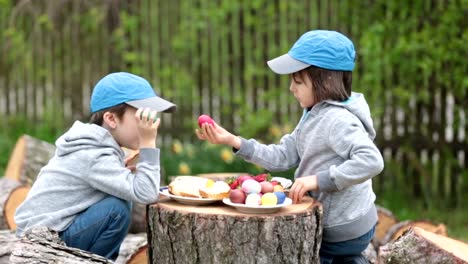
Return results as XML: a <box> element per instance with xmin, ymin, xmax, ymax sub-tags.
<box><xmin>274</xmin><ymin>192</ymin><xmax>286</xmax><ymax>204</ymax></box>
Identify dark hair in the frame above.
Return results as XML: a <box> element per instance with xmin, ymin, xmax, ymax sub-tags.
<box><xmin>89</xmin><ymin>103</ymin><xmax>129</xmax><ymax>126</ymax></box>
<box><xmin>292</xmin><ymin>65</ymin><xmax>352</xmax><ymax>103</ymax></box>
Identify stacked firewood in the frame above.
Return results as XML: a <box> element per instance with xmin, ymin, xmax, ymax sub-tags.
<box><xmin>0</xmin><ymin>135</ymin><xmax>148</xmax><ymax>264</ymax></box>
<box><xmin>367</xmin><ymin>205</ymin><xmax>468</xmax><ymax>263</ymax></box>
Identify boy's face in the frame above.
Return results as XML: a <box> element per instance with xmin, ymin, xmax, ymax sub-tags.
<box><xmin>289</xmin><ymin>72</ymin><xmax>315</xmax><ymax>108</ymax></box>
<box><xmin>112</xmin><ymin>107</ymin><xmax>140</xmax><ymax>150</ymax></box>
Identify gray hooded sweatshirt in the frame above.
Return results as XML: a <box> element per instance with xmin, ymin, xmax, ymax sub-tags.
<box><xmin>235</xmin><ymin>92</ymin><xmax>384</xmax><ymax>242</ymax></box>
<box><xmin>15</xmin><ymin>121</ymin><xmax>161</xmax><ymax>237</ymax></box>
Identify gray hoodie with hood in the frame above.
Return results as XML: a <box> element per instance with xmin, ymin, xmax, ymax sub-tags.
<box><xmin>15</xmin><ymin>121</ymin><xmax>161</xmax><ymax>237</ymax></box>
<box><xmin>235</xmin><ymin>92</ymin><xmax>384</xmax><ymax>242</ymax></box>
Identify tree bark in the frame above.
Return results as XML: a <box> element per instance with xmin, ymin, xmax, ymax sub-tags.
<box><xmin>0</xmin><ymin>178</ymin><xmax>30</xmax><ymax>230</ymax></box>
<box><xmin>0</xmin><ymin>230</ymin><xmax>19</xmax><ymax>264</ymax></box>
<box><xmin>115</xmin><ymin>233</ymin><xmax>148</xmax><ymax>264</ymax></box>
<box><xmin>9</xmin><ymin>226</ymin><xmax>112</xmax><ymax>264</ymax></box>
<box><xmin>379</xmin><ymin>227</ymin><xmax>468</xmax><ymax>263</ymax></box>
<box><xmin>381</xmin><ymin>219</ymin><xmax>447</xmax><ymax>245</ymax></box>
<box><xmin>147</xmin><ymin>197</ymin><xmax>322</xmax><ymax>264</ymax></box>
<box><xmin>5</xmin><ymin>134</ymin><xmax>56</xmax><ymax>185</ymax></box>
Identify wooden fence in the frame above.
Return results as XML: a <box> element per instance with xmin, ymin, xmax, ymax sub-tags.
<box><xmin>0</xmin><ymin>0</ymin><xmax>466</xmax><ymax>208</ymax></box>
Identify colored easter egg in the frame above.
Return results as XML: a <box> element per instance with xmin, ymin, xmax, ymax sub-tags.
<box><xmin>198</xmin><ymin>114</ymin><xmax>215</xmax><ymax>128</ymax></box>
<box><xmin>261</xmin><ymin>193</ymin><xmax>278</xmax><ymax>206</ymax></box>
<box><xmin>241</xmin><ymin>179</ymin><xmax>262</xmax><ymax>194</ymax></box>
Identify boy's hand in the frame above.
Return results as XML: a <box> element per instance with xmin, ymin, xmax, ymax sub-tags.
<box><xmin>195</xmin><ymin>122</ymin><xmax>241</xmax><ymax>149</ymax></box>
<box><xmin>135</xmin><ymin>108</ymin><xmax>160</xmax><ymax>148</ymax></box>
<box><xmin>289</xmin><ymin>175</ymin><xmax>318</xmax><ymax>204</ymax></box>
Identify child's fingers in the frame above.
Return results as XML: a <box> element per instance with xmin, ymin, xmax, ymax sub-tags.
<box><xmin>149</xmin><ymin>111</ymin><xmax>159</xmax><ymax>126</ymax></box>
<box><xmin>195</xmin><ymin>129</ymin><xmax>206</xmax><ymax>140</ymax></box>
<box><xmin>135</xmin><ymin>108</ymin><xmax>143</xmax><ymax>121</ymax></box>
<box><xmin>153</xmin><ymin>117</ymin><xmax>161</xmax><ymax>128</ymax></box>
<box><xmin>289</xmin><ymin>182</ymin><xmax>302</xmax><ymax>204</ymax></box>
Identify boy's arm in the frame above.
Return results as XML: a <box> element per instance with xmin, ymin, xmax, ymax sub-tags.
<box><xmin>86</xmin><ymin>148</ymin><xmax>161</xmax><ymax>204</ymax></box>
<box><xmin>235</xmin><ymin>130</ymin><xmax>300</xmax><ymax>172</ymax></box>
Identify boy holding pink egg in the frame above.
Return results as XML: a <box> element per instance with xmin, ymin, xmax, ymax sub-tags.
<box><xmin>196</xmin><ymin>30</ymin><xmax>383</xmax><ymax>263</ymax></box>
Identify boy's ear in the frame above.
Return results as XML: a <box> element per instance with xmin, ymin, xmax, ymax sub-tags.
<box><xmin>103</xmin><ymin>112</ymin><xmax>117</xmax><ymax>129</ymax></box>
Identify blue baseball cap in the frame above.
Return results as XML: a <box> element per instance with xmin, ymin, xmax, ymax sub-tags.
<box><xmin>267</xmin><ymin>30</ymin><xmax>356</xmax><ymax>74</ymax></box>
<box><xmin>90</xmin><ymin>72</ymin><xmax>176</xmax><ymax>113</ymax></box>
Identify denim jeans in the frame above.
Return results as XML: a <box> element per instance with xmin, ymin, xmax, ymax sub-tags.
<box><xmin>319</xmin><ymin>225</ymin><xmax>376</xmax><ymax>264</ymax></box>
<box><xmin>59</xmin><ymin>196</ymin><xmax>131</xmax><ymax>261</ymax></box>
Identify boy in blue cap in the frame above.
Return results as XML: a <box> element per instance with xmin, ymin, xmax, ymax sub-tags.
<box><xmin>197</xmin><ymin>30</ymin><xmax>383</xmax><ymax>263</ymax></box>
<box><xmin>15</xmin><ymin>72</ymin><xmax>176</xmax><ymax>260</ymax></box>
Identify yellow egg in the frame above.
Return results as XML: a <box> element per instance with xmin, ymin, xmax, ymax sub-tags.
<box><xmin>206</xmin><ymin>179</ymin><xmax>215</xmax><ymax>188</ymax></box>
<box><xmin>261</xmin><ymin>193</ymin><xmax>278</xmax><ymax>206</ymax></box>
<box><xmin>273</xmin><ymin>185</ymin><xmax>284</xmax><ymax>192</ymax></box>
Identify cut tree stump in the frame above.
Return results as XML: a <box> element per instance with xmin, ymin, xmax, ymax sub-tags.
<box><xmin>0</xmin><ymin>178</ymin><xmax>30</xmax><ymax>230</ymax></box>
<box><xmin>381</xmin><ymin>219</ymin><xmax>448</xmax><ymax>245</ymax></box>
<box><xmin>0</xmin><ymin>230</ymin><xmax>20</xmax><ymax>264</ymax></box>
<box><xmin>147</xmin><ymin>196</ymin><xmax>322</xmax><ymax>264</ymax></box>
<box><xmin>379</xmin><ymin>226</ymin><xmax>468</xmax><ymax>263</ymax></box>
<box><xmin>9</xmin><ymin>226</ymin><xmax>112</xmax><ymax>263</ymax></box>
<box><xmin>115</xmin><ymin>233</ymin><xmax>148</xmax><ymax>264</ymax></box>
<box><xmin>5</xmin><ymin>134</ymin><xmax>55</xmax><ymax>186</ymax></box>
<box><xmin>373</xmin><ymin>205</ymin><xmax>399</xmax><ymax>247</ymax></box>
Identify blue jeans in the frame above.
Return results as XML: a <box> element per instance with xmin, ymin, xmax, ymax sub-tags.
<box><xmin>319</xmin><ymin>225</ymin><xmax>376</xmax><ymax>264</ymax></box>
<box><xmin>59</xmin><ymin>196</ymin><xmax>131</xmax><ymax>261</ymax></box>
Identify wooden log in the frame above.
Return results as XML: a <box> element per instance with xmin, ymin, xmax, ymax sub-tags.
<box><xmin>5</xmin><ymin>134</ymin><xmax>55</xmax><ymax>186</ymax></box>
<box><xmin>147</xmin><ymin>197</ymin><xmax>323</xmax><ymax>264</ymax></box>
<box><xmin>379</xmin><ymin>227</ymin><xmax>468</xmax><ymax>263</ymax></box>
<box><xmin>9</xmin><ymin>226</ymin><xmax>112</xmax><ymax>263</ymax></box>
<box><xmin>381</xmin><ymin>219</ymin><xmax>448</xmax><ymax>245</ymax></box>
<box><xmin>362</xmin><ymin>243</ymin><xmax>377</xmax><ymax>264</ymax></box>
<box><xmin>0</xmin><ymin>178</ymin><xmax>30</xmax><ymax>230</ymax></box>
<box><xmin>115</xmin><ymin>233</ymin><xmax>148</xmax><ymax>264</ymax></box>
<box><xmin>0</xmin><ymin>230</ymin><xmax>20</xmax><ymax>264</ymax></box>
<box><xmin>1</xmin><ymin>227</ymin><xmax>147</xmax><ymax>264</ymax></box>
<box><xmin>373</xmin><ymin>205</ymin><xmax>399</xmax><ymax>247</ymax></box>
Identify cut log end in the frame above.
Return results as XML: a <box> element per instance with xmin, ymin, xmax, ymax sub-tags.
<box><xmin>379</xmin><ymin>227</ymin><xmax>468</xmax><ymax>264</ymax></box>
<box><xmin>127</xmin><ymin>247</ymin><xmax>147</xmax><ymax>264</ymax></box>
<box><xmin>0</xmin><ymin>178</ymin><xmax>30</xmax><ymax>230</ymax></box>
<box><xmin>5</xmin><ymin>135</ymin><xmax>56</xmax><ymax>185</ymax></box>
<box><xmin>374</xmin><ymin>205</ymin><xmax>399</xmax><ymax>247</ymax></box>
<box><xmin>5</xmin><ymin>186</ymin><xmax>30</xmax><ymax>230</ymax></box>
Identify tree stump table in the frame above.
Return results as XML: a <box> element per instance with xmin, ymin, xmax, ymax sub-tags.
<box><xmin>147</xmin><ymin>196</ymin><xmax>322</xmax><ymax>264</ymax></box>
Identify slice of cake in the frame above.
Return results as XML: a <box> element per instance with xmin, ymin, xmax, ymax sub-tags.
<box><xmin>199</xmin><ymin>181</ymin><xmax>230</xmax><ymax>199</ymax></box>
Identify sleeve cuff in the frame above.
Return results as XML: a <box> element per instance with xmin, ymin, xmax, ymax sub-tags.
<box><xmin>317</xmin><ymin>169</ymin><xmax>338</xmax><ymax>192</ymax></box>
<box><xmin>234</xmin><ymin>137</ymin><xmax>254</xmax><ymax>159</ymax></box>
<box><xmin>138</xmin><ymin>148</ymin><xmax>160</xmax><ymax>165</ymax></box>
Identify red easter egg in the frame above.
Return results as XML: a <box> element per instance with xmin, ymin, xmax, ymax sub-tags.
<box><xmin>198</xmin><ymin>114</ymin><xmax>215</xmax><ymax>128</ymax></box>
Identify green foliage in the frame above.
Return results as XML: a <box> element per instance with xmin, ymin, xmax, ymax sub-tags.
<box><xmin>0</xmin><ymin>113</ymin><xmax>65</xmax><ymax>176</ymax></box>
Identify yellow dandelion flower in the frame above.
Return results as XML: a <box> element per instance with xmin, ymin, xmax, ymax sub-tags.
<box><xmin>220</xmin><ymin>148</ymin><xmax>234</xmax><ymax>163</ymax></box>
<box><xmin>178</xmin><ymin>162</ymin><xmax>191</xmax><ymax>175</ymax></box>
<box><xmin>269</xmin><ymin>125</ymin><xmax>282</xmax><ymax>138</ymax></box>
<box><xmin>172</xmin><ymin>141</ymin><xmax>183</xmax><ymax>154</ymax></box>
<box><xmin>282</xmin><ymin>124</ymin><xmax>293</xmax><ymax>133</ymax></box>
